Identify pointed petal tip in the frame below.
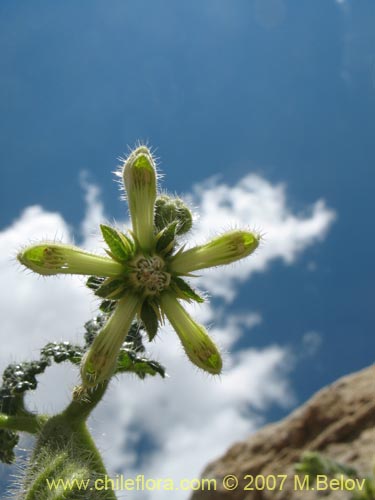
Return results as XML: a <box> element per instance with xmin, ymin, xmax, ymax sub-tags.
<box><xmin>199</xmin><ymin>350</ymin><xmax>223</xmax><ymax>375</ymax></box>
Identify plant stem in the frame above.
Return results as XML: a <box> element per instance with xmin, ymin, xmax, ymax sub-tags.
<box><xmin>63</xmin><ymin>381</ymin><xmax>109</xmax><ymax>422</ymax></box>
<box><xmin>23</xmin><ymin>414</ymin><xmax>117</xmax><ymax>500</ymax></box>
<box><xmin>0</xmin><ymin>412</ymin><xmax>48</xmax><ymax>433</ymax></box>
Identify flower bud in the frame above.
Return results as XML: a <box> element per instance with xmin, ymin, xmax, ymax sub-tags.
<box><xmin>160</xmin><ymin>292</ymin><xmax>222</xmax><ymax>374</ymax></box>
<box><xmin>123</xmin><ymin>146</ymin><xmax>157</xmax><ymax>253</ymax></box>
<box><xmin>154</xmin><ymin>195</ymin><xmax>193</xmax><ymax>235</ymax></box>
<box><xmin>17</xmin><ymin>243</ymin><xmax>123</xmax><ymax>277</ymax></box>
<box><xmin>169</xmin><ymin>230</ymin><xmax>260</xmax><ymax>275</ymax></box>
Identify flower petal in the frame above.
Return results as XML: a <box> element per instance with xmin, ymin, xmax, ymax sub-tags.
<box><xmin>80</xmin><ymin>293</ymin><xmax>139</xmax><ymax>387</ymax></box>
<box><xmin>17</xmin><ymin>243</ymin><xmax>124</xmax><ymax>277</ymax></box>
<box><xmin>122</xmin><ymin>146</ymin><xmax>157</xmax><ymax>253</ymax></box>
<box><xmin>169</xmin><ymin>230</ymin><xmax>260</xmax><ymax>274</ymax></box>
<box><xmin>160</xmin><ymin>292</ymin><xmax>222</xmax><ymax>374</ymax></box>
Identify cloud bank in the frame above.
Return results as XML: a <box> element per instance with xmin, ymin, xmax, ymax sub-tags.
<box><xmin>0</xmin><ymin>171</ymin><xmax>335</xmax><ymax>499</ymax></box>
<box><xmin>186</xmin><ymin>175</ymin><xmax>336</xmax><ymax>300</ymax></box>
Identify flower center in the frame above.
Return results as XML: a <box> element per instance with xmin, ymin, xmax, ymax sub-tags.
<box><xmin>130</xmin><ymin>255</ymin><xmax>171</xmax><ymax>296</ymax></box>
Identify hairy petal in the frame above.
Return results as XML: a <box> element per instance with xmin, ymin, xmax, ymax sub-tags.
<box><xmin>17</xmin><ymin>243</ymin><xmax>124</xmax><ymax>277</ymax></box>
<box><xmin>169</xmin><ymin>230</ymin><xmax>260</xmax><ymax>274</ymax></box>
<box><xmin>80</xmin><ymin>294</ymin><xmax>139</xmax><ymax>387</ymax></box>
<box><xmin>122</xmin><ymin>146</ymin><xmax>157</xmax><ymax>253</ymax></box>
<box><xmin>160</xmin><ymin>292</ymin><xmax>222</xmax><ymax>375</ymax></box>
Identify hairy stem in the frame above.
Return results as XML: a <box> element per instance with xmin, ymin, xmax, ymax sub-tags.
<box><xmin>0</xmin><ymin>412</ymin><xmax>48</xmax><ymax>433</ymax></box>
<box><xmin>22</xmin><ymin>414</ymin><xmax>117</xmax><ymax>499</ymax></box>
<box><xmin>63</xmin><ymin>381</ymin><xmax>109</xmax><ymax>422</ymax></box>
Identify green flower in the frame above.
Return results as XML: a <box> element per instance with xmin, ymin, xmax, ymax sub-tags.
<box><xmin>18</xmin><ymin>146</ymin><xmax>260</xmax><ymax>387</ymax></box>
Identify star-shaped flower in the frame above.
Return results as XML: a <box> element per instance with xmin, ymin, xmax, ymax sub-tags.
<box><xmin>18</xmin><ymin>146</ymin><xmax>260</xmax><ymax>387</ymax></box>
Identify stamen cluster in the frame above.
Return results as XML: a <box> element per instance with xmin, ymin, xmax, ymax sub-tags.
<box><xmin>130</xmin><ymin>256</ymin><xmax>171</xmax><ymax>296</ymax></box>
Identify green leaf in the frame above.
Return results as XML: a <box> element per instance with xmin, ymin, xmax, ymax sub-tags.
<box><xmin>0</xmin><ymin>388</ymin><xmax>24</xmax><ymax>416</ymax></box>
<box><xmin>99</xmin><ymin>299</ymin><xmax>117</xmax><ymax>314</ymax></box>
<box><xmin>84</xmin><ymin>315</ymin><xmax>107</xmax><ymax>346</ymax></box>
<box><xmin>86</xmin><ymin>276</ymin><xmax>105</xmax><ymax>291</ymax></box>
<box><xmin>140</xmin><ymin>301</ymin><xmax>159</xmax><ymax>341</ymax></box>
<box><xmin>100</xmin><ymin>224</ymin><xmax>134</xmax><ymax>262</ymax></box>
<box><xmin>171</xmin><ymin>277</ymin><xmax>204</xmax><ymax>303</ymax></box>
<box><xmin>0</xmin><ymin>430</ymin><xmax>19</xmax><ymax>464</ymax></box>
<box><xmin>2</xmin><ymin>361</ymin><xmax>50</xmax><ymax>395</ymax></box>
<box><xmin>295</xmin><ymin>452</ymin><xmax>358</xmax><ymax>478</ymax></box>
<box><xmin>1</xmin><ymin>342</ymin><xmax>85</xmax><ymax>421</ymax></box>
<box><xmin>125</xmin><ymin>322</ymin><xmax>146</xmax><ymax>353</ymax></box>
<box><xmin>41</xmin><ymin>342</ymin><xmax>84</xmax><ymax>365</ymax></box>
<box><xmin>1</xmin><ymin>360</ymin><xmax>50</xmax><ymax>418</ymax></box>
<box><xmin>94</xmin><ymin>277</ymin><xmax>128</xmax><ymax>300</ymax></box>
<box><xmin>84</xmin><ymin>316</ymin><xmax>146</xmax><ymax>353</ymax></box>
<box><xmin>155</xmin><ymin>221</ymin><xmax>178</xmax><ymax>256</ymax></box>
<box><xmin>116</xmin><ymin>349</ymin><xmax>165</xmax><ymax>379</ymax></box>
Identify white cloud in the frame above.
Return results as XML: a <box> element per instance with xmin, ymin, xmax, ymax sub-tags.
<box><xmin>185</xmin><ymin>174</ymin><xmax>336</xmax><ymax>300</ymax></box>
<box><xmin>0</xmin><ymin>206</ymin><xmax>93</xmax><ymax>380</ymax></box>
<box><xmin>0</xmin><ymin>171</ymin><xmax>334</xmax><ymax>499</ymax></box>
<box><xmin>79</xmin><ymin>170</ymin><xmax>106</xmax><ymax>247</ymax></box>
<box><xmin>92</xmin><ymin>339</ymin><xmax>294</xmax><ymax>500</ymax></box>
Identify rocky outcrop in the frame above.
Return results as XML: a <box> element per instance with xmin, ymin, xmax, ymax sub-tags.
<box><xmin>191</xmin><ymin>365</ymin><xmax>375</xmax><ymax>500</ymax></box>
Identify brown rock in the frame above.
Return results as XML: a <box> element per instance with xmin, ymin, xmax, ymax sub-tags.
<box><xmin>191</xmin><ymin>365</ymin><xmax>375</xmax><ymax>500</ymax></box>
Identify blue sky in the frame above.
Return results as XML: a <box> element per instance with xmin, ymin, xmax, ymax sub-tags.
<box><xmin>1</xmin><ymin>1</ymin><xmax>374</xmax><ymax>498</ymax></box>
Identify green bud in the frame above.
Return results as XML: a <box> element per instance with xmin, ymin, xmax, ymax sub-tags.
<box><xmin>160</xmin><ymin>292</ymin><xmax>222</xmax><ymax>375</ymax></box>
<box><xmin>169</xmin><ymin>230</ymin><xmax>260</xmax><ymax>274</ymax></box>
<box><xmin>154</xmin><ymin>195</ymin><xmax>193</xmax><ymax>235</ymax></box>
<box><xmin>122</xmin><ymin>146</ymin><xmax>157</xmax><ymax>253</ymax></box>
<box><xmin>17</xmin><ymin>243</ymin><xmax>123</xmax><ymax>277</ymax></box>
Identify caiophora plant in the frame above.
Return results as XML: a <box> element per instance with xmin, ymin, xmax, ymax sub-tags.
<box><xmin>0</xmin><ymin>146</ymin><xmax>260</xmax><ymax>498</ymax></box>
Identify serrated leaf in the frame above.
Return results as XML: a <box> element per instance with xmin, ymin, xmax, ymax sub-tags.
<box><xmin>1</xmin><ymin>360</ymin><xmax>51</xmax><ymax>417</ymax></box>
<box><xmin>3</xmin><ymin>361</ymin><xmax>50</xmax><ymax>394</ymax></box>
<box><xmin>124</xmin><ymin>322</ymin><xmax>146</xmax><ymax>353</ymax></box>
<box><xmin>99</xmin><ymin>299</ymin><xmax>117</xmax><ymax>314</ymax></box>
<box><xmin>0</xmin><ymin>387</ymin><xmax>24</xmax><ymax>416</ymax></box>
<box><xmin>41</xmin><ymin>342</ymin><xmax>84</xmax><ymax>365</ymax></box>
<box><xmin>100</xmin><ymin>224</ymin><xmax>134</xmax><ymax>262</ymax></box>
<box><xmin>172</xmin><ymin>277</ymin><xmax>204</xmax><ymax>303</ymax></box>
<box><xmin>141</xmin><ymin>301</ymin><xmax>159</xmax><ymax>341</ymax></box>
<box><xmin>116</xmin><ymin>349</ymin><xmax>166</xmax><ymax>379</ymax></box>
<box><xmin>86</xmin><ymin>276</ymin><xmax>105</xmax><ymax>291</ymax></box>
<box><xmin>155</xmin><ymin>221</ymin><xmax>178</xmax><ymax>255</ymax></box>
<box><xmin>84</xmin><ymin>315</ymin><xmax>108</xmax><ymax>346</ymax></box>
<box><xmin>94</xmin><ymin>277</ymin><xmax>128</xmax><ymax>299</ymax></box>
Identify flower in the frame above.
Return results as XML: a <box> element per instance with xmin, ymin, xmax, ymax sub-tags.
<box><xmin>18</xmin><ymin>146</ymin><xmax>260</xmax><ymax>387</ymax></box>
